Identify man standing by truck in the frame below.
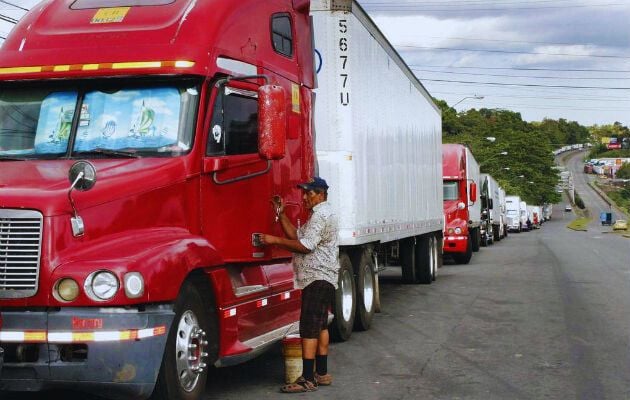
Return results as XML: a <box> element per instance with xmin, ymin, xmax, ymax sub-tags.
<box><xmin>260</xmin><ymin>177</ymin><xmax>339</xmax><ymax>393</ymax></box>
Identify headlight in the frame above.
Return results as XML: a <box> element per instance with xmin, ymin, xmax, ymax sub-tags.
<box><xmin>54</xmin><ymin>278</ymin><xmax>79</xmax><ymax>302</ymax></box>
<box><xmin>84</xmin><ymin>271</ymin><xmax>119</xmax><ymax>301</ymax></box>
<box><xmin>124</xmin><ymin>272</ymin><xmax>145</xmax><ymax>298</ymax></box>
<box><xmin>454</xmin><ymin>227</ymin><xmax>463</xmax><ymax>235</ymax></box>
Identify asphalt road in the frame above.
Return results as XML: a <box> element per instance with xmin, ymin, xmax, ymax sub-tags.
<box><xmin>10</xmin><ymin>204</ymin><xmax>629</xmax><ymax>400</ymax></box>
<box><xmin>196</xmin><ymin>208</ymin><xmax>630</xmax><ymax>400</ymax></box>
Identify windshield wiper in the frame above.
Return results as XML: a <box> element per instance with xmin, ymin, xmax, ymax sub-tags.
<box><xmin>76</xmin><ymin>148</ymin><xmax>141</xmax><ymax>158</ymax></box>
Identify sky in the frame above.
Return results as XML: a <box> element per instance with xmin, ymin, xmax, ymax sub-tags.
<box><xmin>1</xmin><ymin>0</ymin><xmax>629</xmax><ymax>127</ymax></box>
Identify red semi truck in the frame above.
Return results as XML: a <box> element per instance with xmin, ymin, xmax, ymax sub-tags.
<box><xmin>442</xmin><ymin>144</ymin><xmax>482</xmax><ymax>264</ymax></box>
<box><xmin>0</xmin><ymin>1</ymin><xmax>443</xmax><ymax>399</ymax></box>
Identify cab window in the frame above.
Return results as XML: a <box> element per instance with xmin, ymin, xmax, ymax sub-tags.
<box><xmin>271</xmin><ymin>14</ymin><xmax>293</xmax><ymax>58</ymax></box>
<box><xmin>207</xmin><ymin>87</ymin><xmax>258</xmax><ymax>156</ymax></box>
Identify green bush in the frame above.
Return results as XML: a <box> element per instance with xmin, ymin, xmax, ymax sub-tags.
<box><xmin>616</xmin><ymin>163</ymin><xmax>630</xmax><ymax>180</ymax></box>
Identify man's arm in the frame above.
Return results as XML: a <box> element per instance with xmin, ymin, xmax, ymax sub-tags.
<box><xmin>260</xmin><ymin>234</ymin><xmax>311</xmax><ymax>254</ymax></box>
<box><xmin>278</xmin><ymin>212</ymin><xmax>298</xmax><ymax>240</ymax></box>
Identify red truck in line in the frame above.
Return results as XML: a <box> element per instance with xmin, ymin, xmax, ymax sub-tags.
<box><xmin>442</xmin><ymin>144</ymin><xmax>481</xmax><ymax>264</ymax></box>
<box><xmin>0</xmin><ymin>1</ymin><xmax>443</xmax><ymax>399</ymax></box>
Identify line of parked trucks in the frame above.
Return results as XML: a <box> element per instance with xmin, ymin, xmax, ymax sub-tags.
<box><xmin>441</xmin><ymin>144</ymin><xmax>551</xmax><ymax>265</ymax></box>
<box><xmin>0</xmin><ymin>1</ymin><xmax>544</xmax><ymax>399</ymax></box>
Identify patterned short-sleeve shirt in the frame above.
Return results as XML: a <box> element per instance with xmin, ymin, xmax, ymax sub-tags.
<box><xmin>294</xmin><ymin>201</ymin><xmax>340</xmax><ymax>289</ymax></box>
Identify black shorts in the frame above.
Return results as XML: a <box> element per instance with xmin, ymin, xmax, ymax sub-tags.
<box><xmin>299</xmin><ymin>280</ymin><xmax>335</xmax><ymax>339</ymax></box>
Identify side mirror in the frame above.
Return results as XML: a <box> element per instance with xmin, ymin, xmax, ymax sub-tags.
<box><xmin>67</xmin><ymin>161</ymin><xmax>96</xmax><ymax>237</ymax></box>
<box><xmin>489</xmin><ymin>198</ymin><xmax>494</xmax><ymax>209</ymax></box>
<box><xmin>68</xmin><ymin>160</ymin><xmax>97</xmax><ymax>191</ymax></box>
<box><xmin>258</xmin><ymin>84</ymin><xmax>287</xmax><ymax>160</ymax></box>
<box><xmin>469</xmin><ymin>182</ymin><xmax>477</xmax><ymax>203</ymax></box>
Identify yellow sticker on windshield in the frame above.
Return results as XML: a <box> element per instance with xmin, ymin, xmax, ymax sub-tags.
<box><xmin>91</xmin><ymin>7</ymin><xmax>130</xmax><ymax>24</ymax></box>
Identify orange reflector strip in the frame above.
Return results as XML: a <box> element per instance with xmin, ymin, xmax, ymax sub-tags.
<box><xmin>23</xmin><ymin>331</ymin><xmax>47</xmax><ymax>342</ymax></box>
<box><xmin>0</xmin><ymin>66</ymin><xmax>42</xmax><ymax>74</ymax></box>
<box><xmin>0</xmin><ymin>61</ymin><xmax>195</xmax><ymax>75</ymax></box>
<box><xmin>0</xmin><ymin>326</ymin><xmax>167</xmax><ymax>344</ymax></box>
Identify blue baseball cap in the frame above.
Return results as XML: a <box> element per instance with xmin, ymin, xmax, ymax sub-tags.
<box><xmin>297</xmin><ymin>176</ymin><xmax>329</xmax><ymax>191</ymax></box>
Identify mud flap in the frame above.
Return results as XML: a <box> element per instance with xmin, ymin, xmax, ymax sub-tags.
<box><xmin>0</xmin><ymin>347</ymin><xmax>4</xmax><ymax>377</ymax></box>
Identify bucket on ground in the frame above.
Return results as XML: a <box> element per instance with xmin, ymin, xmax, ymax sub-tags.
<box><xmin>282</xmin><ymin>335</ymin><xmax>302</xmax><ymax>383</ymax></box>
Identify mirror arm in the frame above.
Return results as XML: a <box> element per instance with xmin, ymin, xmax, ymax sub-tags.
<box><xmin>215</xmin><ymin>75</ymin><xmax>270</xmax><ymax>88</ymax></box>
<box><xmin>67</xmin><ymin>171</ymin><xmax>84</xmax><ymax>218</ymax></box>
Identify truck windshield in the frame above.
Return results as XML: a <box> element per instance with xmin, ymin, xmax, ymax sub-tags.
<box><xmin>443</xmin><ymin>181</ymin><xmax>459</xmax><ymax>201</ymax></box>
<box><xmin>0</xmin><ymin>81</ymin><xmax>199</xmax><ymax>159</ymax></box>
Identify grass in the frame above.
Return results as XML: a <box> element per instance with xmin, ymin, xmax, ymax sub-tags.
<box><xmin>567</xmin><ymin>217</ymin><xmax>591</xmax><ymax>231</ymax></box>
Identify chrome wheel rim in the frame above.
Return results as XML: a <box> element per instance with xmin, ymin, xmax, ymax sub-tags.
<box><xmin>340</xmin><ymin>268</ymin><xmax>354</xmax><ymax>321</ymax></box>
<box><xmin>175</xmin><ymin>310</ymin><xmax>208</xmax><ymax>392</ymax></box>
<box><xmin>362</xmin><ymin>264</ymin><xmax>374</xmax><ymax>312</ymax></box>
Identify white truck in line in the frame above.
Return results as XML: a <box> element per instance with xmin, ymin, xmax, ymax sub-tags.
<box><xmin>520</xmin><ymin>200</ymin><xmax>530</xmax><ymax>231</ymax></box>
<box><xmin>481</xmin><ymin>173</ymin><xmax>506</xmax><ymax>242</ymax></box>
<box><xmin>506</xmin><ymin>195</ymin><xmax>523</xmax><ymax>232</ymax></box>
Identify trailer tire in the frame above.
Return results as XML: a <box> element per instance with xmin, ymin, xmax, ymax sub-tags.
<box><xmin>400</xmin><ymin>238</ymin><xmax>417</xmax><ymax>284</ymax></box>
<box><xmin>434</xmin><ymin>235</ymin><xmax>442</xmax><ymax>281</ymax></box>
<box><xmin>452</xmin><ymin>235</ymin><xmax>473</xmax><ymax>264</ymax></box>
<box><xmin>330</xmin><ymin>253</ymin><xmax>356</xmax><ymax>342</ymax></box>
<box><xmin>415</xmin><ymin>235</ymin><xmax>433</xmax><ymax>284</ymax></box>
<box><xmin>352</xmin><ymin>249</ymin><xmax>376</xmax><ymax>331</ymax></box>
<box><xmin>152</xmin><ymin>280</ymin><xmax>216</xmax><ymax>400</ymax></box>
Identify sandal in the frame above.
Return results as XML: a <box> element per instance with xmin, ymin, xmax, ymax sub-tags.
<box><xmin>315</xmin><ymin>372</ymin><xmax>332</xmax><ymax>386</ymax></box>
<box><xmin>281</xmin><ymin>376</ymin><xmax>318</xmax><ymax>393</ymax></box>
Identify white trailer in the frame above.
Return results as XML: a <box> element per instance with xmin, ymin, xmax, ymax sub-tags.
<box><xmin>520</xmin><ymin>201</ymin><xmax>530</xmax><ymax>231</ymax></box>
<box><xmin>498</xmin><ymin>186</ymin><xmax>508</xmax><ymax>238</ymax></box>
<box><xmin>542</xmin><ymin>203</ymin><xmax>553</xmax><ymax>221</ymax></box>
<box><xmin>505</xmin><ymin>195</ymin><xmax>523</xmax><ymax>232</ymax></box>
<box><xmin>465</xmin><ymin>147</ymin><xmax>482</xmax><ymax>243</ymax></box>
<box><xmin>311</xmin><ymin>0</ymin><xmax>443</xmax><ymax>340</ymax></box>
<box><xmin>481</xmin><ymin>174</ymin><xmax>504</xmax><ymax>241</ymax></box>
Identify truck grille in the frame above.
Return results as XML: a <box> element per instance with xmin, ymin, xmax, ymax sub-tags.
<box><xmin>0</xmin><ymin>209</ymin><xmax>43</xmax><ymax>298</ymax></box>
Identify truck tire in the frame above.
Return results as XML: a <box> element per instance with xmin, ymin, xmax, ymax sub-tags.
<box><xmin>493</xmin><ymin>225</ymin><xmax>501</xmax><ymax>242</ymax></box>
<box><xmin>434</xmin><ymin>235</ymin><xmax>442</xmax><ymax>281</ymax></box>
<box><xmin>330</xmin><ymin>253</ymin><xmax>356</xmax><ymax>342</ymax></box>
<box><xmin>414</xmin><ymin>235</ymin><xmax>433</xmax><ymax>284</ymax></box>
<box><xmin>352</xmin><ymin>249</ymin><xmax>376</xmax><ymax>331</ymax></box>
<box><xmin>452</xmin><ymin>235</ymin><xmax>473</xmax><ymax>264</ymax></box>
<box><xmin>400</xmin><ymin>238</ymin><xmax>417</xmax><ymax>284</ymax></box>
<box><xmin>153</xmin><ymin>280</ymin><xmax>216</xmax><ymax>400</ymax></box>
<box><xmin>471</xmin><ymin>229</ymin><xmax>480</xmax><ymax>252</ymax></box>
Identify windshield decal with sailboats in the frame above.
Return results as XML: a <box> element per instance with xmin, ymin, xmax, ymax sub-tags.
<box><xmin>74</xmin><ymin>87</ymin><xmax>183</xmax><ymax>152</ymax></box>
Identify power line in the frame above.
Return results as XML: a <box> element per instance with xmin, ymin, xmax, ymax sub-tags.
<box><xmin>0</xmin><ymin>0</ymin><xmax>28</xmax><ymax>12</ymax></box>
<box><xmin>411</xmin><ymin>67</ymin><xmax>630</xmax><ymax>81</ymax></box>
<box><xmin>411</xmin><ymin>64</ymin><xmax>630</xmax><ymax>73</ymax></box>
<box><xmin>432</xmin><ymin>91</ymin><xmax>630</xmax><ymax>102</ymax></box>
<box><xmin>0</xmin><ymin>13</ymin><xmax>18</xmax><ymax>24</ymax></box>
<box><xmin>362</xmin><ymin>2</ymin><xmax>629</xmax><ymax>12</ymax></box>
<box><xmin>422</xmin><ymin>78</ymin><xmax>630</xmax><ymax>90</ymax></box>
<box><xmin>362</xmin><ymin>0</ymin><xmax>595</xmax><ymax>5</ymax></box>
<box><xmin>398</xmin><ymin>44</ymin><xmax>630</xmax><ymax>59</ymax></box>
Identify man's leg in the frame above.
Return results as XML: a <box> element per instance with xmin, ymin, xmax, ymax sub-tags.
<box><xmin>317</xmin><ymin>328</ymin><xmax>329</xmax><ymax>356</ymax></box>
<box><xmin>315</xmin><ymin>328</ymin><xmax>332</xmax><ymax>383</ymax></box>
